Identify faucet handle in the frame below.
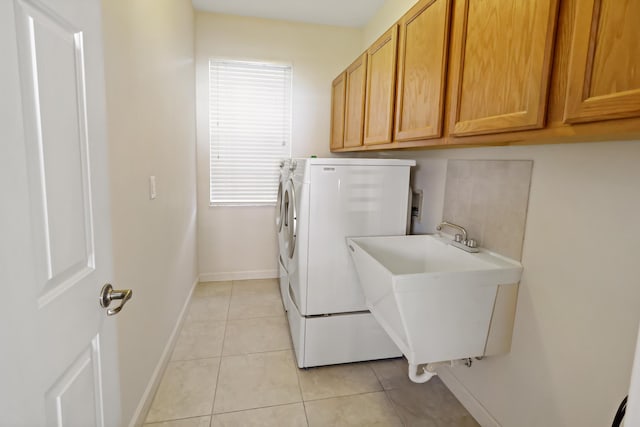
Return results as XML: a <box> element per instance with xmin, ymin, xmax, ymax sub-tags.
<box><xmin>466</xmin><ymin>239</ymin><xmax>478</xmax><ymax>249</ymax></box>
<box><xmin>454</xmin><ymin>234</ymin><xmax>464</xmax><ymax>243</ymax></box>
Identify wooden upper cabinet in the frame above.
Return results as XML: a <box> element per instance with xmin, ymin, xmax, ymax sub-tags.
<box><xmin>448</xmin><ymin>0</ymin><xmax>559</xmax><ymax>137</ymax></box>
<box><xmin>395</xmin><ymin>0</ymin><xmax>451</xmax><ymax>142</ymax></box>
<box><xmin>564</xmin><ymin>0</ymin><xmax>640</xmax><ymax>123</ymax></box>
<box><xmin>330</xmin><ymin>72</ymin><xmax>347</xmax><ymax>150</ymax></box>
<box><xmin>363</xmin><ymin>26</ymin><xmax>398</xmax><ymax>145</ymax></box>
<box><xmin>344</xmin><ymin>53</ymin><xmax>367</xmax><ymax>148</ymax></box>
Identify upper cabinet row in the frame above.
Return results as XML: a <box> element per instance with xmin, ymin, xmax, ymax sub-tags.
<box><xmin>330</xmin><ymin>0</ymin><xmax>640</xmax><ymax>152</ymax></box>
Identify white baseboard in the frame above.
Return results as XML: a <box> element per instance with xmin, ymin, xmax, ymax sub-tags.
<box><xmin>437</xmin><ymin>367</ymin><xmax>501</xmax><ymax>427</ymax></box>
<box><xmin>200</xmin><ymin>269</ymin><xmax>278</xmax><ymax>282</ymax></box>
<box><xmin>128</xmin><ymin>275</ymin><xmax>199</xmax><ymax>427</ymax></box>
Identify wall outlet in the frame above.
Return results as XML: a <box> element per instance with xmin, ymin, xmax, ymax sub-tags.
<box><xmin>411</xmin><ymin>189</ymin><xmax>423</xmax><ymax>221</ymax></box>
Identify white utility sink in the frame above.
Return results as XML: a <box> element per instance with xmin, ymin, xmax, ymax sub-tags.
<box><xmin>347</xmin><ymin>235</ymin><xmax>523</xmax><ymax>381</ymax></box>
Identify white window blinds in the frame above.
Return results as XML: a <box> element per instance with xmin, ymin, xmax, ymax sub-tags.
<box><xmin>209</xmin><ymin>59</ymin><xmax>292</xmax><ymax>205</ymax></box>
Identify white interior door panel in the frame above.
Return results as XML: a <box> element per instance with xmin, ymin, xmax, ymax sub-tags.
<box><xmin>1</xmin><ymin>0</ymin><xmax>122</xmax><ymax>425</ymax></box>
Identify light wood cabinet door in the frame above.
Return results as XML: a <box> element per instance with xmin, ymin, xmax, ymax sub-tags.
<box><xmin>344</xmin><ymin>53</ymin><xmax>367</xmax><ymax>148</ymax></box>
<box><xmin>395</xmin><ymin>0</ymin><xmax>451</xmax><ymax>142</ymax></box>
<box><xmin>330</xmin><ymin>72</ymin><xmax>347</xmax><ymax>150</ymax></box>
<box><xmin>364</xmin><ymin>26</ymin><xmax>398</xmax><ymax>145</ymax></box>
<box><xmin>564</xmin><ymin>0</ymin><xmax>640</xmax><ymax>123</ymax></box>
<box><xmin>448</xmin><ymin>0</ymin><xmax>559</xmax><ymax>136</ymax></box>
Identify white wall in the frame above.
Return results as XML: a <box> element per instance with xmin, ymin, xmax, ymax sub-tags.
<box><xmin>363</xmin><ymin>2</ymin><xmax>640</xmax><ymax>426</ymax></box>
<box><xmin>407</xmin><ymin>142</ymin><xmax>640</xmax><ymax>427</ymax></box>
<box><xmin>101</xmin><ymin>1</ymin><xmax>198</xmax><ymax>425</ymax></box>
<box><xmin>195</xmin><ymin>13</ymin><xmax>361</xmax><ymax>279</ymax></box>
<box><xmin>361</xmin><ymin>0</ymin><xmax>416</xmax><ymax>47</ymax></box>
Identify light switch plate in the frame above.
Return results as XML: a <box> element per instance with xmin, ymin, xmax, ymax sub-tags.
<box><xmin>149</xmin><ymin>176</ymin><xmax>157</xmax><ymax>200</ymax></box>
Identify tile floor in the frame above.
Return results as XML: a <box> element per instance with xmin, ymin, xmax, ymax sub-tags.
<box><xmin>144</xmin><ymin>279</ymin><xmax>479</xmax><ymax>427</ymax></box>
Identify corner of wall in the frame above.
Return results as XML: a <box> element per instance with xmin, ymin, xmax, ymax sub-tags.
<box><xmin>360</xmin><ymin>0</ymin><xmax>418</xmax><ymax>49</ymax></box>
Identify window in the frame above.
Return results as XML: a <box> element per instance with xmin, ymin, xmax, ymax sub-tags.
<box><xmin>209</xmin><ymin>59</ymin><xmax>292</xmax><ymax>205</ymax></box>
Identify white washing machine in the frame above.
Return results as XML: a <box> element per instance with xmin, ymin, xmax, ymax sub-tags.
<box><xmin>283</xmin><ymin>157</ymin><xmax>415</xmax><ymax>368</ymax></box>
<box><xmin>276</xmin><ymin>158</ymin><xmax>291</xmax><ymax>311</ymax></box>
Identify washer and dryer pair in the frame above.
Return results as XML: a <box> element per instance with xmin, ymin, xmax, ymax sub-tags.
<box><xmin>276</xmin><ymin>157</ymin><xmax>415</xmax><ymax>368</ymax></box>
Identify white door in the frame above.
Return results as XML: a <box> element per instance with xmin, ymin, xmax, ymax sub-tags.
<box><xmin>0</xmin><ymin>0</ymin><xmax>123</xmax><ymax>426</ymax></box>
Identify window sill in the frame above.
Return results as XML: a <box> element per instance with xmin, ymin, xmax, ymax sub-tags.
<box><xmin>209</xmin><ymin>203</ymin><xmax>276</xmax><ymax>208</ymax></box>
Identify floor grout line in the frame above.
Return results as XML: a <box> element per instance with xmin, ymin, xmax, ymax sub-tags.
<box><xmin>300</xmin><ymin>389</ymin><xmax>389</xmax><ymax>403</ymax></box>
<box><xmin>143</xmin><ymin>413</ymin><xmax>212</xmax><ymax>425</ymax></box>
<box><xmin>221</xmin><ymin>345</ymin><xmax>293</xmax><ymax>358</ymax></box>
<box><xmin>383</xmin><ymin>388</ymin><xmax>406</xmax><ymax>427</ymax></box>
<box><xmin>207</xmin><ymin>282</ymin><xmax>233</xmax><ymax>418</ymax></box>
<box><xmin>171</xmin><ymin>345</ymin><xmax>294</xmax><ymax>363</ymax></box>
<box><xmin>211</xmin><ymin>348</ymin><xmax>298</xmax><ymax>361</ymax></box>
<box><xmin>225</xmin><ymin>313</ymin><xmax>288</xmax><ymax>322</ymax></box>
<box><xmin>291</xmin><ymin>350</ymin><xmax>308</xmax><ymax>426</ymax></box>
<box><xmin>211</xmin><ymin>400</ymin><xmax>305</xmax><ymax>417</ymax></box>
<box><xmin>366</xmin><ymin>360</ymin><xmax>385</xmax><ymax>391</ymax></box>
<box><xmin>209</xmin><ymin>355</ymin><xmax>223</xmax><ymax>418</ymax></box>
<box><xmin>301</xmin><ymin>400</ymin><xmax>311</xmax><ymax>427</ymax></box>
<box><xmin>367</xmin><ymin>362</ymin><xmax>408</xmax><ymax>425</ymax></box>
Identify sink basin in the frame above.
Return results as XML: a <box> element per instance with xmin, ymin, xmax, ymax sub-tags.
<box><xmin>347</xmin><ymin>235</ymin><xmax>523</xmax><ymax>367</ymax></box>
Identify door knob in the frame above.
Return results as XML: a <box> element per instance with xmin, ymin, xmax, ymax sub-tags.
<box><xmin>99</xmin><ymin>284</ymin><xmax>132</xmax><ymax>316</ymax></box>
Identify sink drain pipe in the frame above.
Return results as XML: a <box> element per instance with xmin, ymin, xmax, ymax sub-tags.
<box><xmin>408</xmin><ymin>359</ymin><xmax>472</xmax><ymax>383</ymax></box>
<box><xmin>408</xmin><ymin>363</ymin><xmax>439</xmax><ymax>383</ymax></box>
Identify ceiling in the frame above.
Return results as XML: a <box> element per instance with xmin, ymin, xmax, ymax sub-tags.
<box><xmin>192</xmin><ymin>0</ymin><xmax>385</xmax><ymax>28</ymax></box>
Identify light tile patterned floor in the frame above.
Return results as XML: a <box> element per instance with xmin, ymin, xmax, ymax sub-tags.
<box><xmin>144</xmin><ymin>279</ymin><xmax>479</xmax><ymax>427</ymax></box>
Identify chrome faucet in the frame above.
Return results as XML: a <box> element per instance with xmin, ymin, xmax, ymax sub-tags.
<box><xmin>436</xmin><ymin>221</ymin><xmax>467</xmax><ymax>242</ymax></box>
<box><xmin>436</xmin><ymin>221</ymin><xmax>479</xmax><ymax>253</ymax></box>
